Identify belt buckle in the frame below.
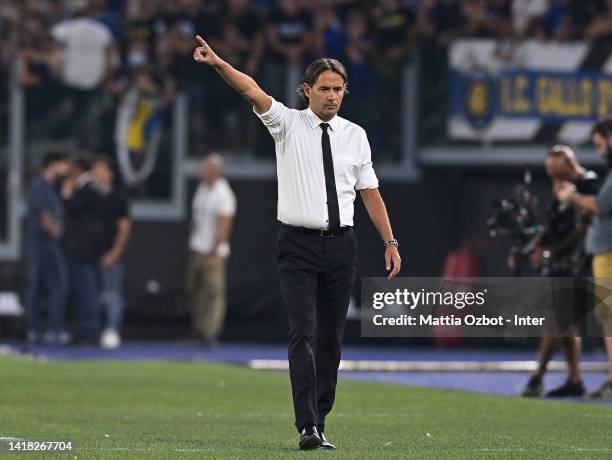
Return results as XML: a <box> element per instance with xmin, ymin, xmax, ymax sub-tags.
<box><xmin>321</xmin><ymin>229</ymin><xmax>335</xmax><ymax>238</ymax></box>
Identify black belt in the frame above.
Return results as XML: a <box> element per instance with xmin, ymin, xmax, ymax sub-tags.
<box><xmin>279</xmin><ymin>222</ymin><xmax>352</xmax><ymax>237</ymax></box>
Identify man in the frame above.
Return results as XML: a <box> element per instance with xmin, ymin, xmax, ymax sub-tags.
<box><xmin>556</xmin><ymin>118</ymin><xmax>612</xmax><ymax>399</ymax></box>
<box><xmin>62</xmin><ymin>155</ymin><xmax>101</xmax><ymax>343</ymax></box>
<box><xmin>193</xmin><ymin>36</ymin><xmax>401</xmax><ymax>450</ymax></box>
<box><xmin>25</xmin><ymin>152</ymin><xmax>70</xmax><ymax>345</ymax></box>
<box><xmin>187</xmin><ymin>154</ymin><xmax>236</xmax><ymax>346</ymax></box>
<box><xmin>91</xmin><ymin>155</ymin><xmax>131</xmax><ymax>349</ymax></box>
<box><xmin>522</xmin><ymin>146</ymin><xmax>598</xmax><ymax>398</ymax></box>
<box><xmin>51</xmin><ymin>0</ymin><xmax>116</xmax><ymax>147</ymax></box>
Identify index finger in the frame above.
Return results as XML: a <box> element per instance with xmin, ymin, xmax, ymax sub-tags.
<box><xmin>196</xmin><ymin>35</ymin><xmax>207</xmax><ymax>47</ymax></box>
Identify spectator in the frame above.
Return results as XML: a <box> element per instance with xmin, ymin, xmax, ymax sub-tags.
<box><xmin>111</xmin><ymin>37</ymin><xmax>176</xmax><ymax>180</ymax></box>
<box><xmin>585</xmin><ymin>0</ymin><xmax>612</xmax><ymax>41</ymax></box>
<box><xmin>416</xmin><ymin>0</ymin><xmax>467</xmax><ymax>47</ymax></box>
<box><xmin>538</xmin><ymin>0</ymin><xmax>568</xmax><ymax>40</ymax></box>
<box><xmin>124</xmin><ymin>0</ymin><xmax>169</xmax><ymax>62</ymax></box>
<box><xmin>61</xmin><ymin>155</ymin><xmax>101</xmax><ymax>344</ymax></box>
<box><xmin>187</xmin><ymin>154</ymin><xmax>236</xmax><ymax>346</ymax></box>
<box><xmin>25</xmin><ymin>151</ymin><xmax>70</xmax><ymax>346</ymax></box>
<box><xmin>214</xmin><ymin>0</ymin><xmax>264</xmax><ymax>76</ymax></box>
<box><xmin>340</xmin><ymin>11</ymin><xmax>375</xmax><ymax>129</ymax></box>
<box><xmin>92</xmin><ymin>155</ymin><xmax>132</xmax><ymax>349</ymax></box>
<box><xmin>511</xmin><ymin>0</ymin><xmax>548</xmax><ymax>38</ymax></box>
<box><xmin>91</xmin><ymin>0</ymin><xmax>123</xmax><ymax>41</ymax></box>
<box><xmin>266</xmin><ymin>0</ymin><xmax>313</xmax><ymax>65</ymax></box>
<box><xmin>264</xmin><ymin>0</ymin><xmax>314</xmax><ymax>100</ymax></box>
<box><xmin>51</xmin><ymin>0</ymin><xmax>117</xmax><ymax>148</ymax></box>
<box><xmin>206</xmin><ymin>0</ymin><xmax>265</xmax><ymax>149</ymax></box>
<box><xmin>165</xmin><ymin>0</ymin><xmax>219</xmax><ymax>152</ymax></box>
<box><xmin>312</xmin><ymin>5</ymin><xmax>346</xmax><ymax>59</ymax></box>
<box><xmin>568</xmin><ymin>0</ymin><xmax>605</xmax><ymax>40</ymax></box>
<box><xmin>17</xmin><ymin>15</ymin><xmax>61</xmax><ymax>129</ymax></box>
<box><xmin>371</xmin><ymin>0</ymin><xmax>417</xmax><ymax>159</ymax></box>
<box><xmin>371</xmin><ymin>0</ymin><xmax>416</xmax><ymax>63</ymax></box>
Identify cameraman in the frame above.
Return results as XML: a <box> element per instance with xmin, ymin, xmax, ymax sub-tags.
<box><xmin>522</xmin><ymin>146</ymin><xmax>598</xmax><ymax>398</ymax></box>
<box><xmin>556</xmin><ymin>119</ymin><xmax>612</xmax><ymax>399</ymax></box>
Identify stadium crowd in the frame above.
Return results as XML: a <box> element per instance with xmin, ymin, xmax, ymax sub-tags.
<box><xmin>2</xmin><ymin>0</ymin><xmax>612</xmax><ymax>160</ymax></box>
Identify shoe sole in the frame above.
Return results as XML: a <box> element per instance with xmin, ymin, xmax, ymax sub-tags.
<box><xmin>546</xmin><ymin>392</ymin><xmax>585</xmax><ymax>398</ymax></box>
<box><xmin>299</xmin><ymin>435</ymin><xmax>322</xmax><ymax>450</ymax></box>
<box><xmin>320</xmin><ymin>444</ymin><xmax>336</xmax><ymax>450</ymax></box>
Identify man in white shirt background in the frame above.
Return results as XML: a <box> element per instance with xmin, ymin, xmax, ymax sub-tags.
<box><xmin>51</xmin><ymin>0</ymin><xmax>116</xmax><ymax>148</ymax></box>
<box><xmin>194</xmin><ymin>34</ymin><xmax>400</xmax><ymax>451</ymax></box>
<box><xmin>188</xmin><ymin>154</ymin><xmax>236</xmax><ymax>346</ymax></box>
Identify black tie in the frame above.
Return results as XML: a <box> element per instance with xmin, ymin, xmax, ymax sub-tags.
<box><xmin>320</xmin><ymin>123</ymin><xmax>340</xmax><ymax>232</ymax></box>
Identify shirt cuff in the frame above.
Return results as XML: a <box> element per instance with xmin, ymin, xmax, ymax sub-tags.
<box><xmin>253</xmin><ymin>96</ymin><xmax>280</xmax><ymax>124</ymax></box>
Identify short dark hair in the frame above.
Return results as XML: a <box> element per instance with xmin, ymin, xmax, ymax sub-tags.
<box><xmin>296</xmin><ymin>58</ymin><xmax>349</xmax><ymax>102</ymax></box>
<box><xmin>42</xmin><ymin>151</ymin><xmax>67</xmax><ymax>169</ymax></box>
<box><xmin>591</xmin><ymin>118</ymin><xmax>612</xmax><ymax>138</ymax></box>
<box><xmin>70</xmin><ymin>154</ymin><xmax>92</xmax><ymax>173</ymax></box>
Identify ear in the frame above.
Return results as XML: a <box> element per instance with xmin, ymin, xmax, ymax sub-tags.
<box><xmin>303</xmin><ymin>83</ymin><xmax>311</xmax><ymax>99</ymax></box>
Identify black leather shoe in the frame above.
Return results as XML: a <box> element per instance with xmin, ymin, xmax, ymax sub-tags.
<box><xmin>521</xmin><ymin>375</ymin><xmax>543</xmax><ymax>397</ymax></box>
<box><xmin>319</xmin><ymin>432</ymin><xmax>336</xmax><ymax>450</ymax></box>
<box><xmin>299</xmin><ymin>426</ymin><xmax>322</xmax><ymax>450</ymax></box>
<box><xmin>546</xmin><ymin>379</ymin><xmax>585</xmax><ymax>397</ymax></box>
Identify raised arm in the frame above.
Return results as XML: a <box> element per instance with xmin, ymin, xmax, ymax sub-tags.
<box><xmin>193</xmin><ymin>35</ymin><xmax>271</xmax><ymax>114</ymax></box>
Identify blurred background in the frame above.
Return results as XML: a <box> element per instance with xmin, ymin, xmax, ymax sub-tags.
<box><xmin>1</xmin><ymin>0</ymin><xmax>612</xmax><ymax>347</ymax></box>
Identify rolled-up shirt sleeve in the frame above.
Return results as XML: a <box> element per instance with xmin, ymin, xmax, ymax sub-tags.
<box><xmin>355</xmin><ymin>129</ymin><xmax>379</xmax><ymax>190</ymax></box>
<box><xmin>253</xmin><ymin>97</ymin><xmax>289</xmax><ymax>143</ymax></box>
<box><xmin>596</xmin><ymin>175</ymin><xmax>612</xmax><ymax>215</ymax></box>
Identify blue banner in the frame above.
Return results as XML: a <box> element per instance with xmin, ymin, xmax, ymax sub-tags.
<box><xmin>451</xmin><ymin>69</ymin><xmax>612</xmax><ymax>128</ymax></box>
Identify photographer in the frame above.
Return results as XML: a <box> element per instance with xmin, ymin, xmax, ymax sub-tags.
<box><xmin>522</xmin><ymin>146</ymin><xmax>598</xmax><ymax>398</ymax></box>
<box><xmin>556</xmin><ymin>119</ymin><xmax>612</xmax><ymax>399</ymax></box>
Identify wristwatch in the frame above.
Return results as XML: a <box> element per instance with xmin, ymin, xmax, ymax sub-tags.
<box><xmin>384</xmin><ymin>239</ymin><xmax>399</xmax><ymax>249</ymax></box>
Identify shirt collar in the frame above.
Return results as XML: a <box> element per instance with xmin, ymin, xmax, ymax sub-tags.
<box><xmin>305</xmin><ymin>106</ymin><xmax>340</xmax><ymax>132</ymax></box>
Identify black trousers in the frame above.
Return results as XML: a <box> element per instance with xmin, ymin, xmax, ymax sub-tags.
<box><xmin>276</xmin><ymin>225</ymin><xmax>356</xmax><ymax>432</ymax></box>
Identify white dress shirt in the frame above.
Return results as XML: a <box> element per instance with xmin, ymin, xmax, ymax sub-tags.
<box><xmin>254</xmin><ymin>97</ymin><xmax>379</xmax><ymax>229</ymax></box>
<box><xmin>189</xmin><ymin>178</ymin><xmax>236</xmax><ymax>257</ymax></box>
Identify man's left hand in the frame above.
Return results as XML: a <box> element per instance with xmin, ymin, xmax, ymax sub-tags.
<box><xmin>385</xmin><ymin>245</ymin><xmax>401</xmax><ymax>279</ymax></box>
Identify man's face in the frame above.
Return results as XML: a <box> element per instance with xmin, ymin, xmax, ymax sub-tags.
<box><xmin>200</xmin><ymin>159</ymin><xmax>220</xmax><ymax>183</ymax></box>
<box><xmin>54</xmin><ymin>161</ymin><xmax>70</xmax><ymax>179</ymax></box>
<box><xmin>92</xmin><ymin>161</ymin><xmax>114</xmax><ymax>186</ymax></box>
<box><xmin>304</xmin><ymin>70</ymin><xmax>346</xmax><ymax>122</ymax></box>
<box><xmin>545</xmin><ymin>156</ymin><xmax>573</xmax><ymax>181</ymax></box>
<box><xmin>592</xmin><ymin>132</ymin><xmax>611</xmax><ymax>159</ymax></box>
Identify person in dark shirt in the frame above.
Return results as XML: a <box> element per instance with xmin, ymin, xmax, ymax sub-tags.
<box><xmin>61</xmin><ymin>155</ymin><xmax>102</xmax><ymax>343</ymax></box>
<box><xmin>25</xmin><ymin>152</ymin><xmax>70</xmax><ymax>345</ymax></box>
<box><xmin>166</xmin><ymin>0</ymin><xmax>219</xmax><ymax>152</ymax></box>
<box><xmin>124</xmin><ymin>0</ymin><xmax>169</xmax><ymax>59</ymax></box>
<box><xmin>214</xmin><ymin>0</ymin><xmax>264</xmax><ymax>75</ymax></box>
<box><xmin>340</xmin><ymin>11</ymin><xmax>375</xmax><ymax>129</ymax></box>
<box><xmin>522</xmin><ymin>146</ymin><xmax>599</xmax><ymax>398</ymax></box>
<box><xmin>371</xmin><ymin>0</ymin><xmax>416</xmax><ymax>62</ymax></box>
<box><xmin>570</xmin><ymin>0</ymin><xmax>605</xmax><ymax>39</ymax></box>
<box><xmin>91</xmin><ymin>155</ymin><xmax>132</xmax><ymax>349</ymax></box>
<box><xmin>266</xmin><ymin>0</ymin><xmax>314</xmax><ymax>65</ymax></box>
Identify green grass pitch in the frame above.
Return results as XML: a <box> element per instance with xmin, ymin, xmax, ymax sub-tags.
<box><xmin>1</xmin><ymin>357</ymin><xmax>610</xmax><ymax>459</ymax></box>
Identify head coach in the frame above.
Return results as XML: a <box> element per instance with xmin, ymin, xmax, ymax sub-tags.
<box><xmin>193</xmin><ymin>35</ymin><xmax>401</xmax><ymax>450</ymax></box>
